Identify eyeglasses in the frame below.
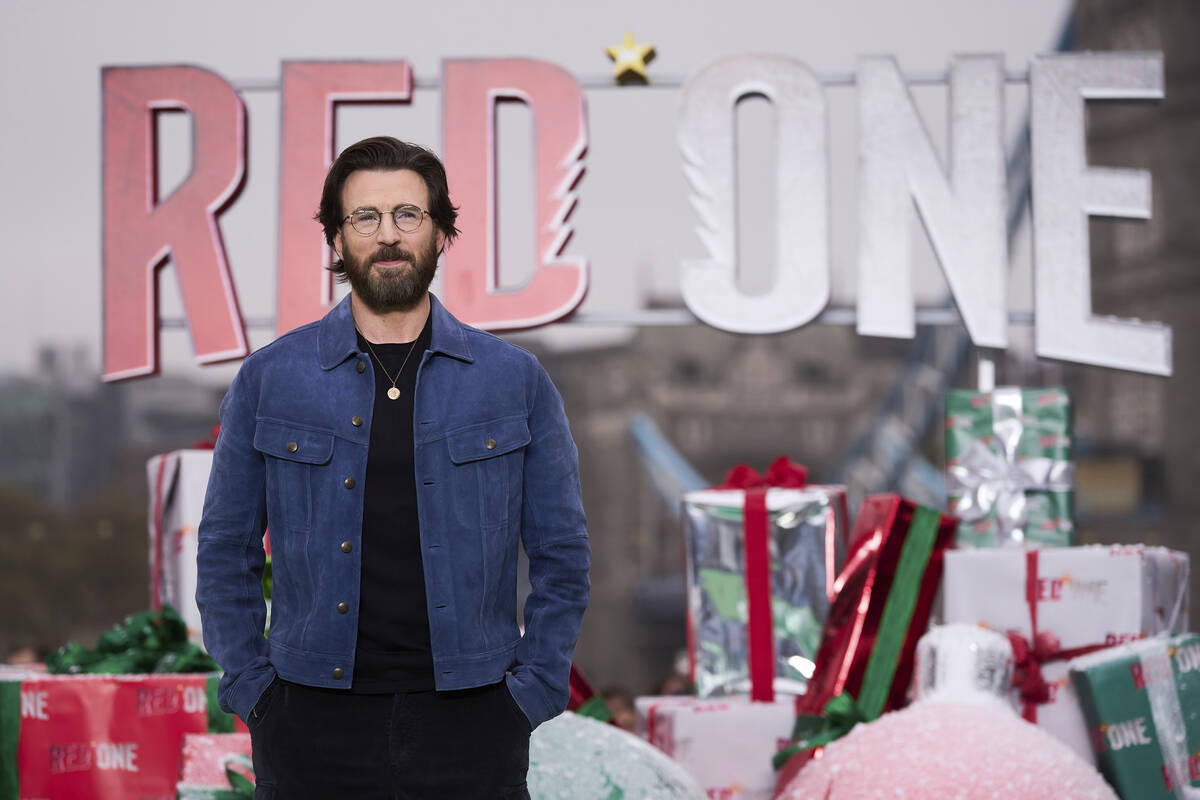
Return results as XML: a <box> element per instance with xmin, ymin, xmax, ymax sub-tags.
<box><xmin>341</xmin><ymin>205</ymin><xmax>430</xmax><ymax>236</ymax></box>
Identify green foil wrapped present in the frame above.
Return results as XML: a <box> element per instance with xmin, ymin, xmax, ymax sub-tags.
<box><xmin>945</xmin><ymin>387</ymin><xmax>1074</xmax><ymax>547</ymax></box>
<box><xmin>1070</xmin><ymin>634</ymin><xmax>1200</xmax><ymax>799</ymax></box>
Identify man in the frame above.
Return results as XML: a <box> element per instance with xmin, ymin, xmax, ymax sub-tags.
<box><xmin>196</xmin><ymin>137</ymin><xmax>590</xmax><ymax>799</ymax></box>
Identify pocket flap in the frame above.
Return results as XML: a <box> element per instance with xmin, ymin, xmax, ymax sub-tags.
<box><xmin>447</xmin><ymin>418</ymin><xmax>531</xmax><ymax>464</ymax></box>
<box><xmin>253</xmin><ymin>420</ymin><xmax>335</xmax><ymax>464</ymax></box>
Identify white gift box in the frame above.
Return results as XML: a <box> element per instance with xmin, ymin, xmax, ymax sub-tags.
<box><xmin>942</xmin><ymin>544</ymin><xmax>1190</xmax><ymax>763</ymax></box>
<box><xmin>147</xmin><ymin>450</ymin><xmax>214</xmax><ymax>644</ymax></box>
<box><xmin>635</xmin><ymin>695</ymin><xmax>794</xmax><ymax>800</ymax></box>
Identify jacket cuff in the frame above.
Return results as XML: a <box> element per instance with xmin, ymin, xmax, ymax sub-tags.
<box><xmin>221</xmin><ymin>664</ymin><xmax>278</xmax><ymax>722</ymax></box>
<box><xmin>506</xmin><ymin>667</ymin><xmax>566</xmax><ymax>731</ymax></box>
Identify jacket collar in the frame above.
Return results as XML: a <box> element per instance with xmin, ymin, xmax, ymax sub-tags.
<box><xmin>317</xmin><ymin>292</ymin><xmax>474</xmax><ymax>370</ymax></box>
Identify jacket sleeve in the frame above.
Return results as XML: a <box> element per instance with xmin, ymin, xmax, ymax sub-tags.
<box><xmin>506</xmin><ymin>363</ymin><xmax>591</xmax><ymax>730</ymax></box>
<box><xmin>195</xmin><ymin>366</ymin><xmax>275</xmax><ymax>722</ymax></box>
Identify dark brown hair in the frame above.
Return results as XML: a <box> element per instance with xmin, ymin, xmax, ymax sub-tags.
<box><xmin>316</xmin><ymin>137</ymin><xmax>460</xmax><ymax>277</ymax></box>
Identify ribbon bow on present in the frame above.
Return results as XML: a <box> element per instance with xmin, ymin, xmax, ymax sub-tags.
<box><xmin>712</xmin><ymin>457</ymin><xmax>809</xmax><ymax>702</ymax></box>
<box><xmin>1003</xmin><ymin>551</ymin><xmax>1107</xmax><ymax>721</ymax></box>
<box><xmin>1006</xmin><ymin>630</ymin><xmax>1062</xmax><ymax>710</ymax></box>
<box><xmin>718</xmin><ymin>457</ymin><xmax>809</xmax><ymax>492</ymax></box>
<box><xmin>946</xmin><ymin>388</ymin><xmax>1073</xmax><ymax>545</ymax></box>
<box><xmin>1005</xmin><ymin>627</ymin><xmax>1106</xmax><ymax>721</ymax></box>
<box><xmin>947</xmin><ymin>439</ymin><xmax>1072</xmax><ymax>542</ymax></box>
<box><xmin>771</xmin><ymin>692</ymin><xmax>867</xmax><ymax>769</ymax></box>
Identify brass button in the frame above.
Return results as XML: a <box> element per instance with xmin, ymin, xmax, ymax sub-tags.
<box><xmin>340</xmin><ymin>541</ymin><xmax>352</xmax><ymax>553</ymax></box>
<box><xmin>332</xmin><ymin>667</ymin><xmax>344</xmax><ymax>680</ymax></box>
<box><xmin>485</xmin><ymin>438</ymin><xmax>497</xmax><ymax>450</ymax></box>
<box><xmin>286</xmin><ymin>441</ymin><xmax>298</xmax><ymax>453</ymax></box>
<box><xmin>351</xmin><ymin>416</ymin><xmax>363</xmax><ymax>427</ymax></box>
<box><xmin>344</xmin><ymin>477</ymin><xmax>356</xmax><ymax>489</ymax></box>
<box><xmin>356</xmin><ymin>361</ymin><xmax>366</xmax><ymax>373</ymax></box>
<box><xmin>337</xmin><ymin>602</ymin><xmax>349</xmax><ymax>614</ymax></box>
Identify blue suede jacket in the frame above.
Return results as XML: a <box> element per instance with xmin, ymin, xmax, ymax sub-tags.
<box><xmin>195</xmin><ymin>293</ymin><xmax>590</xmax><ymax>730</ymax></box>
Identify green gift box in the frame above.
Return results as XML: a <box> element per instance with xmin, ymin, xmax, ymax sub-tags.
<box><xmin>945</xmin><ymin>387</ymin><xmax>1074</xmax><ymax>547</ymax></box>
<box><xmin>1070</xmin><ymin>634</ymin><xmax>1200</xmax><ymax>799</ymax></box>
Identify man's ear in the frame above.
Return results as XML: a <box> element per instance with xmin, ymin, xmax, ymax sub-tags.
<box><xmin>333</xmin><ymin>230</ymin><xmax>343</xmax><ymax>261</ymax></box>
<box><xmin>436</xmin><ymin>229</ymin><xmax>446</xmax><ymax>255</ymax></box>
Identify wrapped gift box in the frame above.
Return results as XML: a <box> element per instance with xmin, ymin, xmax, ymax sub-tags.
<box><xmin>148</xmin><ymin>449</ymin><xmax>215</xmax><ymax>645</ymax></box>
<box><xmin>683</xmin><ymin>465</ymin><xmax>847</xmax><ymax>700</ymax></box>
<box><xmin>773</xmin><ymin>495</ymin><xmax>957</xmax><ymax>792</ymax></box>
<box><xmin>795</xmin><ymin>494</ymin><xmax>956</xmax><ymax>718</ymax></box>
<box><xmin>176</xmin><ymin>732</ymin><xmax>254</xmax><ymax>799</ymax></box>
<box><xmin>0</xmin><ymin>672</ymin><xmax>241</xmax><ymax>800</ymax></box>
<box><xmin>636</xmin><ymin>695</ymin><xmax>795</xmax><ymax>800</ymax></box>
<box><xmin>945</xmin><ymin>386</ymin><xmax>1074</xmax><ymax>547</ymax></box>
<box><xmin>942</xmin><ymin>545</ymin><xmax>1191</xmax><ymax>762</ymax></box>
<box><xmin>1070</xmin><ymin>634</ymin><xmax>1200</xmax><ymax>799</ymax></box>
<box><xmin>149</xmin><ymin>449</ymin><xmax>270</xmax><ymax>645</ymax></box>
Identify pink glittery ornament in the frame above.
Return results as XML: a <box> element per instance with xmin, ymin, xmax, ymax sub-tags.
<box><xmin>779</xmin><ymin>702</ymin><xmax>1116</xmax><ymax>800</ymax></box>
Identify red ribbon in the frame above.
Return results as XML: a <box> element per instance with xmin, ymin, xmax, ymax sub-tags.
<box><xmin>567</xmin><ymin>662</ymin><xmax>595</xmax><ymax>711</ymax></box>
<box><xmin>714</xmin><ymin>457</ymin><xmax>808</xmax><ymax>702</ymax></box>
<box><xmin>192</xmin><ymin>424</ymin><xmax>221</xmax><ymax>450</ymax></box>
<box><xmin>718</xmin><ymin>457</ymin><xmax>809</xmax><ymax>493</ymax></box>
<box><xmin>1007</xmin><ymin>550</ymin><xmax>1106</xmax><ymax>721</ymax></box>
<box><xmin>150</xmin><ymin>454</ymin><xmax>172</xmax><ymax>612</ymax></box>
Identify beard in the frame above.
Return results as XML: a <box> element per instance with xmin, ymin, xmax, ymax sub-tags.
<box><xmin>343</xmin><ymin>236</ymin><xmax>440</xmax><ymax>314</ymax></box>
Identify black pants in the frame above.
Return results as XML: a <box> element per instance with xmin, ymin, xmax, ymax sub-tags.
<box><xmin>248</xmin><ymin>678</ymin><xmax>532</xmax><ymax>799</ymax></box>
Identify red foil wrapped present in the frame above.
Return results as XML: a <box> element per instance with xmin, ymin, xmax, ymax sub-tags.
<box><xmin>774</xmin><ymin>495</ymin><xmax>956</xmax><ymax>793</ymax></box>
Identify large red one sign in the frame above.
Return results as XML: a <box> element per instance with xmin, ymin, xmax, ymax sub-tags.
<box><xmin>101</xmin><ymin>54</ymin><xmax>1171</xmax><ymax>380</ymax></box>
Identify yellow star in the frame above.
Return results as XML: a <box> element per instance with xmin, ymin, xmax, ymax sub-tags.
<box><xmin>605</xmin><ymin>31</ymin><xmax>656</xmax><ymax>84</ymax></box>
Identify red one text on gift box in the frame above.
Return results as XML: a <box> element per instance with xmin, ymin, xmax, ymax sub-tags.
<box><xmin>21</xmin><ymin>690</ymin><xmax>49</xmax><ymax>720</ymax></box>
<box><xmin>1037</xmin><ymin>578</ymin><xmax>1065</xmax><ymax>601</ymax></box>
<box><xmin>1130</xmin><ymin>656</ymin><xmax>1174</xmax><ymax>691</ymax></box>
<box><xmin>1101</xmin><ymin>717</ymin><xmax>1153</xmax><ymax>751</ymax></box>
<box><xmin>1162</xmin><ymin>754</ymin><xmax>1200</xmax><ymax>791</ymax></box>
<box><xmin>16</xmin><ymin>677</ymin><xmax>215</xmax><ymax>798</ymax></box>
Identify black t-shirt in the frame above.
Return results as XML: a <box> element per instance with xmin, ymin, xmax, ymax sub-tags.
<box><xmin>351</xmin><ymin>312</ymin><xmax>435</xmax><ymax>692</ymax></box>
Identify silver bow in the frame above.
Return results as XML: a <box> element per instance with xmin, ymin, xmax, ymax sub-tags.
<box><xmin>946</xmin><ymin>388</ymin><xmax>1072</xmax><ymax>546</ymax></box>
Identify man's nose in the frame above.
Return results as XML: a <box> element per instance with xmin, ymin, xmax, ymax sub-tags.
<box><xmin>375</xmin><ymin>213</ymin><xmax>403</xmax><ymax>245</ymax></box>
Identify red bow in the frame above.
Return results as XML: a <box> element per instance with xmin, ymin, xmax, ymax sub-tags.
<box><xmin>192</xmin><ymin>424</ymin><xmax>221</xmax><ymax>450</ymax></box>
<box><xmin>712</xmin><ymin>456</ymin><xmax>809</xmax><ymax>702</ymax></box>
<box><xmin>1006</xmin><ymin>550</ymin><xmax>1109</xmax><ymax>722</ymax></box>
<box><xmin>1006</xmin><ymin>630</ymin><xmax>1061</xmax><ymax>710</ymax></box>
<box><xmin>717</xmin><ymin>456</ymin><xmax>809</xmax><ymax>490</ymax></box>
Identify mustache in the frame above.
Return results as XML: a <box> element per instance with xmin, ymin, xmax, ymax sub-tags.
<box><xmin>371</xmin><ymin>245</ymin><xmax>413</xmax><ymax>263</ymax></box>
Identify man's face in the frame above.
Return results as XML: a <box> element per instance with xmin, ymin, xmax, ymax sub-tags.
<box><xmin>334</xmin><ymin>168</ymin><xmax>446</xmax><ymax>314</ymax></box>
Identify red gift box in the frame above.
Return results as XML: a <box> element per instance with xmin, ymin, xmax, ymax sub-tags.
<box><xmin>799</xmin><ymin>495</ymin><xmax>955</xmax><ymax>715</ymax></box>
<box><xmin>774</xmin><ymin>495</ymin><xmax>956</xmax><ymax>794</ymax></box>
<box><xmin>0</xmin><ymin>672</ymin><xmax>243</xmax><ymax>800</ymax></box>
<box><xmin>176</xmin><ymin>732</ymin><xmax>254</xmax><ymax>798</ymax></box>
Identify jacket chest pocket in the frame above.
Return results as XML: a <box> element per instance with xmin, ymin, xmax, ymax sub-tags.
<box><xmin>253</xmin><ymin>420</ymin><xmax>335</xmax><ymax>533</ymax></box>
<box><xmin>447</xmin><ymin>417</ymin><xmax>530</xmax><ymax>530</ymax></box>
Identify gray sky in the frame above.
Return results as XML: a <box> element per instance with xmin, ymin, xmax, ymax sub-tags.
<box><xmin>0</xmin><ymin>0</ymin><xmax>1071</xmax><ymax>385</ymax></box>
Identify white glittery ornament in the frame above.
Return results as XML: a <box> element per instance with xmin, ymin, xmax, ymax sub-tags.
<box><xmin>529</xmin><ymin>711</ymin><xmax>705</xmax><ymax>799</ymax></box>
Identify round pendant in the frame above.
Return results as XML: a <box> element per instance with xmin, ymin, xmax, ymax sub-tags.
<box><xmin>387</xmin><ymin>387</ymin><xmax>401</xmax><ymax>400</ymax></box>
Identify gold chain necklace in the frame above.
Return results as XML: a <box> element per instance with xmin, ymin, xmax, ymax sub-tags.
<box><xmin>357</xmin><ymin>329</ymin><xmax>420</xmax><ymax>400</ymax></box>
